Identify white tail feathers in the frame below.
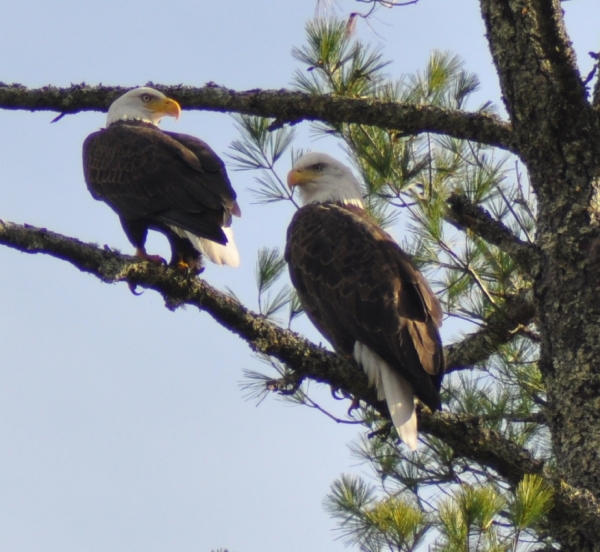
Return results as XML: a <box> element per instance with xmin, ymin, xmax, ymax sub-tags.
<box><xmin>196</xmin><ymin>227</ymin><xmax>240</xmax><ymax>267</ymax></box>
<box><xmin>353</xmin><ymin>342</ymin><xmax>418</xmax><ymax>450</ymax></box>
<box><xmin>170</xmin><ymin>226</ymin><xmax>240</xmax><ymax>267</ymax></box>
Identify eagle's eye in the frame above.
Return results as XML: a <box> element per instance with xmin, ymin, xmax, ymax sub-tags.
<box><xmin>140</xmin><ymin>94</ymin><xmax>152</xmax><ymax>103</ymax></box>
<box><xmin>311</xmin><ymin>163</ymin><xmax>326</xmax><ymax>172</ymax></box>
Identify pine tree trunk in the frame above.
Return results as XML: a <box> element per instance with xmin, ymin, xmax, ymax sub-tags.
<box><xmin>482</xmin><ymin>1</ymin><xmax>600</xmax><ymax>548</ymax></box>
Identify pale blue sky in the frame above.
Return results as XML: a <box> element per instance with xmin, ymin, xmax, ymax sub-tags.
<box><xmin>0</xmin><ymin>1</ymin><xmax>598</xmax><ymax>551</ymax></box>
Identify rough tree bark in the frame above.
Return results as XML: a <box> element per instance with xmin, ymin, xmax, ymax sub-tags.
<box><xmin>479</xmin><ymin>1</ymin><xmax>600</xmax><ymax>549</ymax></box>
<box><xmin>2</xmin><ymin>1</ymin><xmax>600</xmax><ymax>549</ymax></box>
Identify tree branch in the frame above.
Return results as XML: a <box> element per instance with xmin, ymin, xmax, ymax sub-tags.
<box><xmin>445</xmin><ymin>292</ymin><xmax>536</xmax><ymax>373</ymax></box>
<box><xmin>0</xmin><ymin>82</ymin><xmax>517</xmax><ymax>152</ymax></box>
<box><xmin>446</xmin><ymin>192</ymin><xmax>540</xmax><ymax>276</ymax></box>
<box><xmin>4</xmin><ymin>219</ymin><xmax>600</xmax><ymax>538</ymax></box>
<box><xmin>419</xmin><ymin>409</ymin><xmax>544</xmax><ymax>485</ymax></box>
<box><xmin>549</xmin><ymin>479</ymin><xmax>600</xmax><ymax>546</ymax></box>
<box><xmin>0</xmin><ymin>219</ymin><xmax>377</xmax><ymax>403</ymax></box>
<box><xmin>0</xmin><ymin>220</ymin><xmax>538</xmax><ymax>474</ymax></box>
<box><xmin>5</xmin><ymin>217</ymin><xmax>600</xmax><ymax>540</ymax></box>
<box><xmin>423</xmin><ymin>411</ymin><xmax>600</xmax><ymax>544</ymax></box>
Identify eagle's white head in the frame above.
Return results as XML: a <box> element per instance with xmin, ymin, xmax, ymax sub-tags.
<box><xmin>106</xmin><ymin>87</ymin><xmax>181</xmax><ymax>126</ymax></box>
<box><xmin>287</xmin><ymin>152</ymin><xmax>364</xmax><ymax>208</ymax></box>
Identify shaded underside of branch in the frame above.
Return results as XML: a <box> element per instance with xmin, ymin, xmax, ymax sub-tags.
<box><xmin>419</xmin><ymin>409</ymin><xmax>544</xmax><ymax>485</ymax></box>
<box><xmin>0</xmin><ymin>82</ymin><xmax>516</xmax><ymax>152</ymax></box>
<box><xmin>445</xmin><ymin>292</ymin><xmax>536</xmax><ymax>373</ymax></box>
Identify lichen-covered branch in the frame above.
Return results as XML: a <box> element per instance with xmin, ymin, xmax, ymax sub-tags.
<box><xmin>480</xmin><ymin>0</ymin><xmax>586</xmax><ymax>118</ymax></box>
<box><xmin>0</xmin><ymin>82</ymin><xmax>516</xmax><ymax>152</ymax></box>
<box><xmin>445</xmin><ymin>292</ymin><xmax>536</xmax><ymax>372</ymax></box>
<box><xmin>0</xmin><ymin>221</ymin><xmax>537</xmax><ymax>480</ymax></box>
<box><xmin>447</xmin><ymin>192</ymin><xmax>540</xmax><ymax>276</ymax></box>
<box><xmin>3</xmin><ymin>218</ymin><xmax>600</xmax><ymax>541</ymax></box>
<box><xmin>0</xmin><ymin>219</ymin><xmax>375</xmax><ymax>402</ymax></box>
<box><xmin>420</xmin><ymin>410</ymin><xmax>544</xmax><ymax>485</ymax></box>
<box><xmin>549</xmin><ymin>480</ymin><xmax>600</xmax><ymax>546</ymax></box>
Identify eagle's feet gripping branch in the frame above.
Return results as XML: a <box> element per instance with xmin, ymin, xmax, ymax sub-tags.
<box><xmin>127</xmin><ymin>248</ymin><xmax>203</xmax><ymax>296</ymax></box>
<box><xmin>135</xmin><ymin>248</ymin><xmax>167</xmax><ymax>266</ymax></box>
<box><xmin>127</xmin><ymin>248</ymin><xmax>167</xmax><ymax>295</ymax></box>
<box><xmin>174</xmin><ymin>255</ymin><xmax>204</xmax><ymax>277</ymax></box>
<box><xmin>134</xmin><ymin>248</ymin><xmax>204</xmax><ymax>276</ymax></box>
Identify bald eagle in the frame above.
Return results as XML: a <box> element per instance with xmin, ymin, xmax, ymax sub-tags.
<box><xmin>285</xmin><ymin>153</ymin><xmax>444</xmax><ymax>449</ymax></box>
<box><xmin>83</xmin><ymin>87</ymin><xmax>241</xmax><ymax>272</ymax></box>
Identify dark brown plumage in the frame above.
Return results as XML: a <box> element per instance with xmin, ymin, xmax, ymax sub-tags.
<box><xmin>286</xmin><ymin>202</ymin><xmax>444</xmax><ymax>410</ymax></box>
<box><xmin>285</xmin><ymin>152</ymin><xmax>444</xmax><ymax>448</ymax></box>
<box><xmin>82</xmin><ymin>87</ymin><xmax>240</xmax><ymax>271</ymax></box>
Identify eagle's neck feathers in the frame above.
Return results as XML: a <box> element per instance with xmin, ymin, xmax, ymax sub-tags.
<box><xmin>107</xmin><ymin>119</ymin><xmax>159</xmax><ymax>130</ymax></box>
<box><xmin>339</xmin><ymin>198</ymin><xmax>364</xmax><ymax>209</ymax></box>
<box><xmin>106</xmin><ymin>110</ymin><xmax>160</xmax><ymax>127</ymax></box>
<box><xmin>301</xmin><ymin>188</ymin><xmax>364</xmax><ymax>209</ymax></box>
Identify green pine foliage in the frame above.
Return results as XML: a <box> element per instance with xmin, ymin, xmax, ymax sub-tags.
<box><xmin>232</xmin><ymin>18</ymin><xmax>551</xmax><ymax>552</ymax></box>
<box><xmin>255</xmin><ymin>247</ymin><xmax>290</xmax><ymax>319</ymax></box>
<box><xmin>324</xmin><ymin>475</ymin><xmax>430</xmax><ymax>552</ymax></box>
<box><xmin>229</xmin><ymin>115</ymin><xmax>300</xmax><ymax>206</ymax></box>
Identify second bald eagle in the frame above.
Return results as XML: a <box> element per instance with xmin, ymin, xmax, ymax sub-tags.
<box><xmin>83</xmin><ymin>87</ymin><xmax>240</xmax><ymax>272</ymax></box>
<box><xmin>285</xmin><ymin>153</ymin><xmax>444</xmax><ymax>449</ymax></box>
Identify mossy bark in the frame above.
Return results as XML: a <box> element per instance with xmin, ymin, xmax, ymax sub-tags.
<box><xmin>481</xmin><ymin>1</ymin><xmax>600</xmax><ymax>548</ymax></box>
